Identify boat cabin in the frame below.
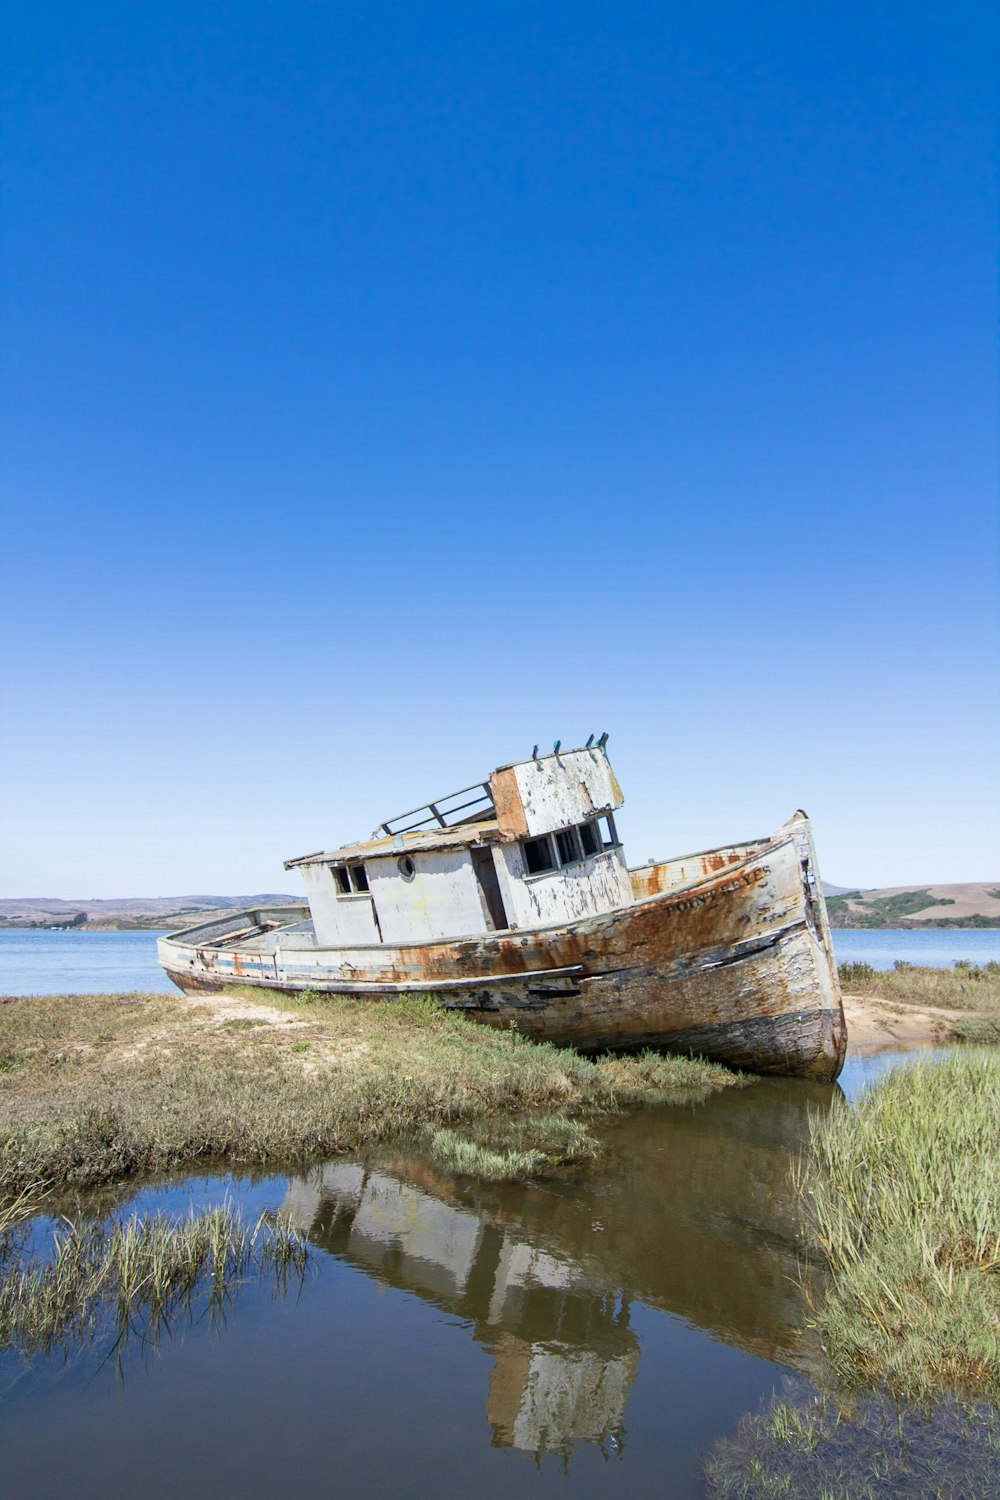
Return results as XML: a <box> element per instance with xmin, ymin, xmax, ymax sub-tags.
<box><xmin>284</xmin><ymin>742</ymin><xmax>635</xmax><ymax>946</ymax></box>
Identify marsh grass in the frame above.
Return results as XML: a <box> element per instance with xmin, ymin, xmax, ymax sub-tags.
<box><xmin>838</xmin><ymin>959</ymin><xmax>1000</xmax><ymax>1015</ymax></box>
<box><xmin>0</xmin><ymin>1205</ymin><xmax>309</xmax><ymax>1355</ymax></box>
<box><xmin>0</xmin><ymin>1181</ymin><xmax>45</xmax><ymax>1278</ymax></box>
<box><xmin>796</xmin><ymin>1050</ymin><xmax>1000</xmax><ymax>1402</ymax></box>
<box><xmin>0</xmin><ymin>1181</ymin><xmax>43</xmax><ymax>1240</ymax></box>
<box><xmin>428</xmin><ymin>1131</ymin><xmax>545</xmax><ymax>1181</ymax></box>
<box><xmin>705</xmin><ymin>1380</ymin><xmax>1000</xmax><ymax>1499</ymax></box>
<box><xmin>0</xmin><ymin>989</ymin><xmax>744</xmax><ymax>1193</ymax></box>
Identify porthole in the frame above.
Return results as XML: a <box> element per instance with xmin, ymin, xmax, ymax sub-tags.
<box><xmin>398</xmin><ymin>855</ymin><xmax>416</xmax><ymax>881</ymax></box>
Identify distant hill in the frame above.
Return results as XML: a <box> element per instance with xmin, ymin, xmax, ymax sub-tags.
<box><xmin>3</xmin><ymin>883</ymin><xmax>998</xmax><ymax>932</ymax></box>
<box><xmin>823</xmin><ymin>882</ymin><xmax>1000</xmax><ymax>929</ymax></box>
<box><xmin>0</xmin><ymin>895</ymin><xmax>302</xmax><ymax>931</ymax></box>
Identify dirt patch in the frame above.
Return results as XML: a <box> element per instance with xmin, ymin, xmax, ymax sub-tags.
<box><xmin>179</xmin><ymin>991</ymin><xmax>311</xmax><ymax>1030</ymax></box>
<box><xmin>843</xmin><ymin>993</ymin><xmax>968</xmax><ymax>1051</ymax></box>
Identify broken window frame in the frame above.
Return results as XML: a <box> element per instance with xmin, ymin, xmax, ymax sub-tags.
<box><xmin>578</xmin><ymin>820</ymin><xmax>600</xmax><ymax>858</ymax></box>
<box><xmin>332</xmin><ymin>862</ymin><xmax>371</xmax><ymax>897</ymax></box>
<box><xmin>556</xmin><ymin>827</ymin><xmax>582</xmax><ymax>866</ymax></box>
<box><xmin>523</xmin><ymin>835</ymin><xmax>558</xmax><ymax>875</ymax></box>
<box><xmin>522</xmin><ymin>817</ymin><xmax>620</xmax><ymax>878</ymax></box>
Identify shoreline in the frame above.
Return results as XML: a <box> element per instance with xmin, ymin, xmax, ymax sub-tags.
<box><xmin>841</xmin><ymin>993</ymin><xmax>969</xmax><ymax>1052</ymax></box>
<box><xmin>0</xmin><ymin>987</ymin><xmax>747</xmax><ymax>1197</ymax></box>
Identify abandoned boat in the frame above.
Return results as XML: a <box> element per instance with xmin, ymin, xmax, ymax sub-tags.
<box><xmin>158</xmin><ymin>741</ymin><xmax>847</xmax><ymax>1080</ymax></box>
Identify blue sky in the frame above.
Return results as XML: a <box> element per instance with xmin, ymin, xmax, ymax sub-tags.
<box><xmin>2</xmin><ymin>1</ymin><xmax>997</xmax><ymax>897</ymax></box>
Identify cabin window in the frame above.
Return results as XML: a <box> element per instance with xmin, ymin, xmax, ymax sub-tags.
<box><xmin>398</xmin><ymin>855</ymin><xmax>416</xmax><ymax>881</ymax></box>
<box><xmin>523</xmin><ymin>835</ymin><xmax>556</xmax><ymax>874</ymax></box>
<box><xmin>523</xmin><ymin>818</ymin><xmax>616</xmax><ymax>876</ymax></box>
<box><xmin>333</xmin><ymin>863</ymin><xmax>370</xmax><ymax>896</ymax></box>
<box><xmin>579</xmin><ymin>821</ymin><xmax>600</xmax><ymax>858</ymax></box>
<box><xmin>556</xmin><ymin>827</ymin><xmax>581</xmax><ymax>866</ymax></box>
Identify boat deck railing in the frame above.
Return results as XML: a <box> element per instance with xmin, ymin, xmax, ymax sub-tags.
<box><xmin>373</xmin><ymin>782</ymin><xmax>496</xmax><ymax>837</ymax></box>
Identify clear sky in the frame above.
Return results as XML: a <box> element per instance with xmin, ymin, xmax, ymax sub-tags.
<box><xmin>2</xmin><ymin>2</ymin><xmax>997</xmax><ymax>898</ymax></box>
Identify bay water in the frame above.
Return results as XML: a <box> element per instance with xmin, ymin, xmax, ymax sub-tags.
<box><xmin>2</xmin><ymin>926</ymin><xmax>999</xmax><ymax>1000</ymax></box>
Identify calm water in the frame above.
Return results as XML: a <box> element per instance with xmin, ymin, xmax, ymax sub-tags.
<box><xmin>0</xmin><ymin>929</ymin><xmax>177</xmax><ymax>995</ymax></box>
<box><xmin>0</xmin><ymin>1081</ymin><xmax>837</xmax><ymax>1499</ymax></box>
<box><xmin>2</xmin><ymin>925</ymin><xmax>999</xmax><ymax>998</ymax></box>
<box><xmin>831</xmin><ymin>926</ymin><xmax>1000</xmax><ymax>969</ymax></box>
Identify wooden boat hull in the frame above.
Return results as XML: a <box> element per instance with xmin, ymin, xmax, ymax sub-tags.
<box><xmin>158</xmin><ymin>814</ymin><xmax>846</xmax><ymax>1080</ymax></box>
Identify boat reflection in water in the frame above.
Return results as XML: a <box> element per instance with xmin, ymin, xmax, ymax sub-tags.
<box><xmin>281</xmin><ymin>1077</ymin><xmax>839</xmax><ymax>1460</ymax></box>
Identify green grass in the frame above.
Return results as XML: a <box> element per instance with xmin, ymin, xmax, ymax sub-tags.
<box><xmin>0</xmin><ymin>1182</ymin><xmax>41</xmax><ymax>1244</ymax></box>
<box><xmin>0</xmin><ymin>1204</ymin><xmax>308</xmax><ymax>1354</ymax></box>
<box><xmin>427</xmin><ymin>1131</ymin><xmax>546</xmax><ymax>1181</ymax></box>
<box><xmin>0</xmin><ymin>989</ymin><xmax>746</xmax><ymax>1194</ymax></box>
<box><xmin>838</xmin><ymin>957</ymin><xmax>1000</xmax><ymax>1004</ymax></box>
<box><xmin>796</xmin><ymin>1050</ymin><xmax>1000</xmax><ymax>1403</ymax></box>
<box><xmin>427</xmin><ymin>1111</ymin><xmax>599</xmax><ymax>1180</ymax></box>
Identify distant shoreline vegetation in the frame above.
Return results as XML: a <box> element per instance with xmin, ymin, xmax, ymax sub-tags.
<box><xmin>0</xmin><ymin>917</ymin><xmax>189</xmax><ymax>931</ymax></box>
<box><xmin>827</xmin><ymin>887</ymin><xmax>1000</xmax><ymax>929</ymax></box>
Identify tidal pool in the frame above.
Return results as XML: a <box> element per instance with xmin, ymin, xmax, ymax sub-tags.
<box><xmin>2</xmin><ymin>1057</ymin><xmax>987</xmax><ymax>1499</ymax></box>
<box><xmin>0</xmin><ymin>1074</ymin><xmax>840</xmax><ymax>1498</ymax></box>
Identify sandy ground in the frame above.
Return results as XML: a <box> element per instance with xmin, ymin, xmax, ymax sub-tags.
<box><xmin>842</xmin><ymin>993</ymin><xmax>968</xmax><ymax>1052</ymax></box>
<box><xmin>175</xmin><ymin>987</ymin><xmax>371</xmax><ymax>1071</ymax></box>
<box><xmin>178</xmin><ymin>989</ymin><xmax>310</xmax><ymax>1029</ymax></box>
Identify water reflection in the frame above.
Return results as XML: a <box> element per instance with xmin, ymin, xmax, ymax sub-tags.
<box><xmin>282</xmin><ymin>1077</ymin><xmax>838</xmax><ymax>1459</ymax></box>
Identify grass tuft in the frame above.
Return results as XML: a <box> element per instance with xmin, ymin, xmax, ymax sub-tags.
<box><xmin>426</xmin><ymin>1110</ymin><xmax>600</xmax><ymax>1181</ymax></box>
<box><xmin>428</xmin><ymin>1131</ymin><xmax>545</xmax><ymax>1181</ymax></box>
<box><xmin>0</xmin><ymin>1205</ymin><xmax>309</xmax><ymax>1354</ymax></box>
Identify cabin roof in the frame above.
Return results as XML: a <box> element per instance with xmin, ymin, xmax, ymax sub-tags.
<box><xmin>283</xmin><ymin>819</ymin><xmax>502</xmax><ymax>870</ymax></box>
<box><xmin>284</xmin><ymin>739</ymin><xmax>615</xmax><ymax>870</ymax></box>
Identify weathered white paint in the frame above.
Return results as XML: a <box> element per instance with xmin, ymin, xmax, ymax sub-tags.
<box><xmin>497</xmin><ymin>747</ymin><xmax>623</xmax><ymax>840</ymax></box>
<box><xmin>274</xmin><ymin>919</ymin><xmax>318</xmax><ymax>952</ymax></box>
<box><xmin>367</xmin><ymin>849</ymin><xmax>491</xmax><ymax>943</ymax></box>
<box><xmin>493</xmin><ymin>843</ymin><xmax>634</xmax><ymax>929</ymax></box>
<box><xmin>300</xmin><ymin>864</ymin><xmax>381</xmax><ymax>947</ymax></box>
<box><xmin>628</xmin><ymin>841</ymin><xmax>768</xmax><ymax>899</ymax></box>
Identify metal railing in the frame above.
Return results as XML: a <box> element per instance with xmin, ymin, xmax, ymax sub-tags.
<box><xmin>373</xmin><ymin>782</ymin><xmax>496</xmax><ymax>838</ymax></box>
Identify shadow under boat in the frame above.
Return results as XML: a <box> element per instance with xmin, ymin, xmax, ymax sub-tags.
<box><xmin>281</xmin><ymin>1076</ymin><xmax>839</xmax><ymax>1459</ymax></box>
